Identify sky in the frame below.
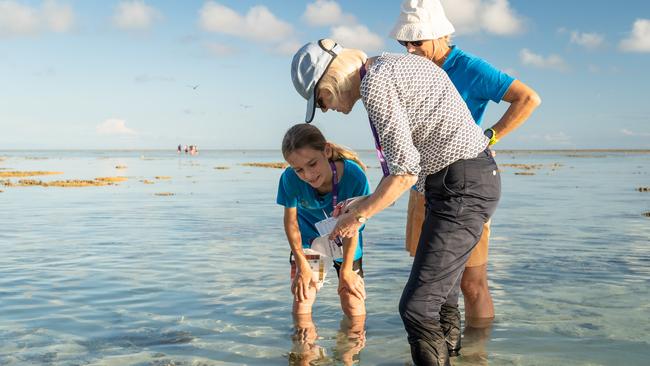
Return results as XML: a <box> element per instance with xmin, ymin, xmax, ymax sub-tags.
<box><xmin>0</xmin><ymin>0</ymin><xmax>649</xmax><ymax>150</ymax></box>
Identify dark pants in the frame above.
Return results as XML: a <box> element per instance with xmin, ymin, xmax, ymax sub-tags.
<box><xmin>399</xmin><ymin>149</ymin><xmax>501</xmax><ymax>366</ymax></box>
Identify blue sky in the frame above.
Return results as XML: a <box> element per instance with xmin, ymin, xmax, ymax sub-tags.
<box><xmin>0</xmin><ymin>0</ymin><xmax>649</xmax><ymax>150</ymax></box>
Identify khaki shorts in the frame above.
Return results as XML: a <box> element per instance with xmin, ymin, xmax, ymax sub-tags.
<box><xmin>405</xmin><ymin>190</ymin><xmax>490</xmax><ymax>267</ymax></box>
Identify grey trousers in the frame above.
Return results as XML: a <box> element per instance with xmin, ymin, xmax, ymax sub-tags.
<box><xmin>399</xmin><ymin>149</ymin><xmax>501</xmax><ymax>366</ymax></box>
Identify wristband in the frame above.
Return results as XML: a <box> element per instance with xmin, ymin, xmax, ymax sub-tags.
<box><xmin>485</xmin><ymin>128</ymin><xmax>499</xmax><ymax>146</ymax></box>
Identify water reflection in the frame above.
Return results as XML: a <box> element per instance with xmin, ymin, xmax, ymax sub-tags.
<box><xmin>288</xmin><ymin>314</ymin><xmax>325</xmax><ymax>365</ymax></box>
<box><xmin>288</xmin><ymin>314</ymin><xmax>366</xmax><ymax>366</ymax></box>
<box><xmin>334</xmin><ymin>315</ymin><xmax>367</xmax><ymax>365</ymax></box>
<box><xmin>454</xmin><ymin>317</ymin><xmax>493</xmax><ymax>366</ymax></box>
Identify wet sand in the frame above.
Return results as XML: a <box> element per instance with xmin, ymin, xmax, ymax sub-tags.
<box><xmin>241</xmin><ymin>162</ymin><xmax>288</xmax><ymax>169</ymax></box>
<box><xmin>0</xmin><ymin>171</ymin><xmax>63</xmax><ymax>178</ymax></box>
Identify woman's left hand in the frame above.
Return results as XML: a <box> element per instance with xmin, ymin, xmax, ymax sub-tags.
<box><xmin>332</xmin><ymin>196</ymin><xmax>367</xmax><ymax>218</ymax></box>
<box><xmin>329</xmin><ymin>211</ymin><xmax>362</xmax><ymax>239</ymax></box>
<box><xmin>338</xmin><ymin>269</ymin><xmax>366</xmax><ymax>300</ymax></box>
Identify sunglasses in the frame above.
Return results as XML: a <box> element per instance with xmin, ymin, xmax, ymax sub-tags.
<box><xmin>398</xmin><ymin>40</ymin><xmax>424</xmax><ymax>47</ymax></box>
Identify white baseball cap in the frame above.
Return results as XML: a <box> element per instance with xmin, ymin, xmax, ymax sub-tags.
<box><xmin>291</xmin><ymin>39</ymin><xmax>343</xmax><ymax>123</ymax></box>
<box><xmin>389</xmin><ymin>0</ymin><xmax>455</xmax><ymax>41</ymax></box>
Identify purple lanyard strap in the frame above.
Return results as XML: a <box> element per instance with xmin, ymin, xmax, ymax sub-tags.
<box><xmin>329</xmin><ymin>160</ymin><xmax>338</xmax><ymax>210</ymax></box>
<box><xmin>328</xmin><ymin>160</ymin><xmax>343</xmax><ymax>247</ymax></box>
<box><xmin>359</xmin><ymin>63</ymin><xmax>390</xmax><ymax>177</ymax></box>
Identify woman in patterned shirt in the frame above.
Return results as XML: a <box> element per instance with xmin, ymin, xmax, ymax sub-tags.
<box><xmin>291</xmin><ymin>39</ymin><xmax>501</xmax><ymax>366</ymax></box>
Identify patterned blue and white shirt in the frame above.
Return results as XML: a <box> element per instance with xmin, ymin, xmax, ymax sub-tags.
<box><xmin>360</xmin><ymin>53</ymin><xmax>489</xmax><ymax>192</ymax></box>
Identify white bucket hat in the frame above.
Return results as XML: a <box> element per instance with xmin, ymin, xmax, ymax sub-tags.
<box><xmin>389</xmin><ymin>0</ymin><xmax>455</xmax><ymax>41</ymax></box>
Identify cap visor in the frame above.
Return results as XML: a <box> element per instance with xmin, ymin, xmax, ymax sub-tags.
<box><xmin>305</xmin><ymin>93</ymin><xmax>316</xmax><ymax>123</ymax></box>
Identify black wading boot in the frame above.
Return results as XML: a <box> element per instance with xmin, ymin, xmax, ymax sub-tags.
<box><xmin>440</xmin><ymin>303</ymin><xmax>462</xmax><ymax>357</ymax></box>
<box><xmin>409</xmin><ymin>333</ymin><xmax>451</xmax><ymax>366</ymax></box>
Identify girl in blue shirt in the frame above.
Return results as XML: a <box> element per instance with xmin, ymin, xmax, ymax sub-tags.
<box><xmin>277</xmin><ymin>123</ymin><xmax>370</xmax><ymax>317</ymax></box>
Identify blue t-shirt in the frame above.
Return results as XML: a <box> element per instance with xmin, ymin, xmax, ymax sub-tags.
<box><xmin>276</xmin><ymin>159</ymin><xmax>370</xmax><ymax>262</ymax></box>
<box><xmin>443</xmin><ymin>46</ymin><xmax>515</xmax><ymax>126</ymax></box>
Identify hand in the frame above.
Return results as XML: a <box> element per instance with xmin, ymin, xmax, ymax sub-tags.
<box><xmin>338</xmin><ymin>269</ymin><xmax>366</xmax><ymax>300</ymax></box>
<box><xmin>329</xmin><ymin>211</ymin><xmax>362</xmax><ymax>240</ymax></box>
<box><xmin>332</xmin><ymin>196</ymin><xmax>367</xmax><ymax>217</ymax></box>
<box><xmin>291</xmin><ymin>266</ymin><xmax>316</xmax><ymax>302</ymax></box>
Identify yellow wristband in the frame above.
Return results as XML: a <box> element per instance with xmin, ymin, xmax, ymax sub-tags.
<box><xmin>487</xmin><ymin>128</ymin><xmax>499</xmax><ymax>146</ymax></box>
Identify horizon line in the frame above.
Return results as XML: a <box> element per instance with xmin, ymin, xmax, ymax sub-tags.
<box><xmin>1</xmin><ymin>149</ymin><xmax>650</xmax><ymax>153</ymax></box>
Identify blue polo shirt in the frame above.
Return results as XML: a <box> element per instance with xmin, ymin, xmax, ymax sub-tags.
<box><xmin>277</xmin><ymin>159</ymin><xmax>370</xmax><ymax>262</ymax></box>
<box><xmin>442</xmin><ymin>46</ymin><xmax>515</xmax><ymax>126</ymax></box>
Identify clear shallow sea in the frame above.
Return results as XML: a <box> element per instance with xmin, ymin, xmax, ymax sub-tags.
<box><xmin>0</xmin><ymin>150</ymin><xmax>648</xmax><ymax>366</ymax></box>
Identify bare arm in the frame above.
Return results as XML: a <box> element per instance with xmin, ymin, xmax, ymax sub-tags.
<box><xmin>284</xmin><ymin>207</ymin><xmax>318</xmax><ymax>301</ymax></box>
<box><xmin>337</xmin><ymin>234</ymin><xmax>365</xmax><ymax>299</ymax></box>
<box><xmin>340</xmin><ymin>235</ymin><xmax>359</xmax><ymax>273</ymax></box>
<box><xmin>283</xmin><ymin>207</ymin><xmax>308</xmax><ymax>269</ymax></box>
<box><xmin>330</xmin><ymin>174</ymin><xmax>417</xmax><ymax>239</ymax></box>
<box><xmin>488</xmin><ymin>79</ymin><xmax>541</xmax><ymax>140</ymax></box>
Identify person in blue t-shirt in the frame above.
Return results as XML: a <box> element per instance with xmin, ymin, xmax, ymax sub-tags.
<box><xmin>390</xmin><ymin>0</ymin><xmax>541</xmax><ymax>357</ymax></box>
<box><xmin>277</xmin><ymin>123</ymin><xmax>371</xmax><ymax>318</ymax></box>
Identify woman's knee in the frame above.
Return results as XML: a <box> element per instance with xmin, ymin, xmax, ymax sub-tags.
<box><xmin>461</xmin><ymin>269</ymin><xmax>488</xmax><ymax>300</ymax></box>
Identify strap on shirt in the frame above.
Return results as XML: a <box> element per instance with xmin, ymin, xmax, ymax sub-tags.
<box><xmin>360</xmin><ymin>63</ymin><xmax>390</xmax><ymax>177</ymax></box>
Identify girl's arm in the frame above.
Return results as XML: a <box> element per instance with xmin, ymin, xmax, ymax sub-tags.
<box><xmin>338</xmin><ymin>234</ymin><xmax>365</xmax><ymax>300</ymax></box>
<box><xmin>283</xmin><ymin>207</ymin><xmax>314</xmax><ymax>301</ymax></box>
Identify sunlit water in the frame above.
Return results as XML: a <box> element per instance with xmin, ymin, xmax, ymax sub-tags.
<box><xmin>1</xmin><ymin>150</ymin><xmax>648</xmax><ymax>366</ymax></box>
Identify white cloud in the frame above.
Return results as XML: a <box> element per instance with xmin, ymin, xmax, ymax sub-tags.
<box><xmin>543</xmin><ymin>132</ymin><xmax>571</xmax><ymax>145</ymax></box>
<box><xmin>112</xmin><ymin>1</ymin><xmax>162</xmax><ymax>31</ymax></box>
<box><xmin>199</xmin><ymin>2</ymin><xmax>293</xmax><ymax>42</ymax></box>
<box><xmin>570</xmin><ymin>31</ymin><xmax>604</xmax><ymax>49</ymax></box>
<box><xmin>205</xmin><ymin>41</ymin><xmax>237</xmax><ymax>56</ymax></box>
<box><xmin>97</xmin><ymin>119</ymin><xmax>137</xmax><ymax>135</ymax></box>
<box><xmin>619</xmin><ymin>19</ymin><xmax>650</xmax><ymax>53</ymax></box>
<box><xmin>480</xmin><ymin>0</ymin><xmax>523</xmax><ymax>35</ymax></box>
<box><xmin>302</xmin><ymin>0</ymin><xmax>355</xmax><ymax>26</ymax></box>
<box><xmin>272</xmin><ymin>40</ymin><xmax>303</xmax><ymax>56</ymax></box>
<box><xmin>441</xmin><ymin>0</ymin><xmax>523</xmax><ymax>36</ymax></box>
<box><xmin>0</xmin><ymin>1</ymin><xmax>39</xmax><ymax>36</ymax></box>
<box><xmin>520</xmin><ymin>48</ymin><xmax>568</xmax><ymax>71</ymax></box>
<box><xmin>330</xmin><ymin>24</ymin><xmax>383</xmax><ymax>52</ymax></box>
<box><xmin>621</xmin><ymin>129</ymin><xmax>650</xmax><ymax>137</ymax></box>
<box><xmin>517</xmin><ymin>132</ymin><xmax>573</xmax><ymax>146</ymax></box>
<box><xmin>0</xmin><ymin>0</ymin><xmax>74</xmax><ymax>37</ymax></box>
<box><xmin>42</xmin><ymin>0</ymin><xmax>74</xmax><ymax>33</ymax></box>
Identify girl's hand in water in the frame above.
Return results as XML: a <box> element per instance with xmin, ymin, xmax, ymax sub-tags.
<box><xmin>338</xmin><ymin>269</ymin><xmax>366</xmax><ymax>300</ymax></box>
<box><xmin>292</xmin><ymin>266</ymin><xmax>316</xmax><ymax>301</ymax></box>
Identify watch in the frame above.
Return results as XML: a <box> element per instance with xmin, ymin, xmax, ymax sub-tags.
<box><xmin>484</xmin><ymin>128</ymin><xmax>499</xmax><ymax>146</ymax></box>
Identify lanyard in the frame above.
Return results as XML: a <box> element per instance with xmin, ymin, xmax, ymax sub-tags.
<box><xmin>325</xmin><ymin>160</ymin><xmax>343</xmax><ymax>247</ymax></box>
<box><xmin>360</xmin><ymin>63</ymin><xmax>390</xmax><ymax>177</ymax></box>
<box><xmin>329</xmin><ymin>160</ymin><xmax>338</xmax><ymax>210</ymax></box>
